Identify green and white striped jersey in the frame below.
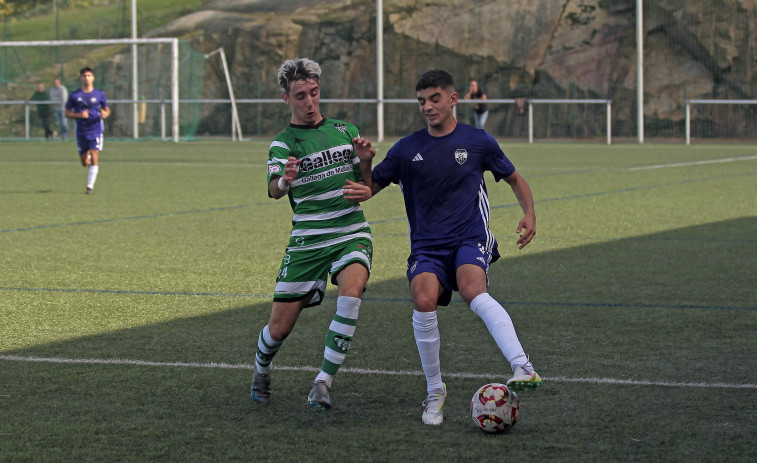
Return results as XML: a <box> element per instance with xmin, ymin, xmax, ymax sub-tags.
<box><xmin>266</xmin><ymin>117</ymin><xmax>373</xmax><ymax>252</ymax></box>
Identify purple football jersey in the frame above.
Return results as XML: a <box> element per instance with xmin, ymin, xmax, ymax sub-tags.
<box><xmin>66</xmin><ymin>88</ymin><xmax>108</xmax><ymax>136</ymax></box>
<box><xmin>372</xmin><ymin>123</ymin><xmax>516</xmax><ymax>253</ymax></box>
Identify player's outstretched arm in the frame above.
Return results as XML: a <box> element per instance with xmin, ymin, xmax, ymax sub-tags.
<box><xmin>504</xmin><ymin>171</ymin><xmax>536</xmax><ymax>249</ymax></box>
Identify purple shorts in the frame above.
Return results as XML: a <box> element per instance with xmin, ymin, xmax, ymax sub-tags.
<box><xmin>76</xmin><ymin>133</ymin><xmax>103</xmax><ymax>155</ymax></box>
<box><xmin>406</xmin><ymin>241</ymin><xmax>500</xmax><ymax>306</ymax></box>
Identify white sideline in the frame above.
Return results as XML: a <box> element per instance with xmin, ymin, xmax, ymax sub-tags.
<box><xmin>627</xmin><ymin>155</ymin><xmax>757</xmax><ymax>171</ymax></box>
<box><xmin>0</xmin><ymin>160</ymin><xmax>261</xmax><ymax>168</ymax></box>
<box><xmin>1</xmin><ymin>354</ymin><xmax>755</xmax><ymax>389</ymax></box>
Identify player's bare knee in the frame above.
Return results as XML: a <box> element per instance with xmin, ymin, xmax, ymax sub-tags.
<box><xmin>337</xmin><ymin>287</ymin><xmax>364</xmax><ymax>299</ymax></box>
<box><xmin>412</xmin><ymin>295</ymin><xmax>437</xmax><ymax>312</ymax></box>
<box><xmin>266</xmin><ymin>323</ymin><xmax>291</xmax><ymax>343</ymax></box>
<box><xmin>459</xmin><ymin>287</ymin><xmax>484</xmax><ymax>306</ymax></box>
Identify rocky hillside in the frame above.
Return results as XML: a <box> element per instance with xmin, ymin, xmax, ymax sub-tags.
<box><xmin>141</xmin><ymin>0</ymin><xmax>755</xmax><ymax>137</ymax></box>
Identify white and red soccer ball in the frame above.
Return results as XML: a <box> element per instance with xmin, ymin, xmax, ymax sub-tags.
<box><xmin>470</xmin><ymin>383</ymin><xmax>520</xmax><ymax>433</ymax></box>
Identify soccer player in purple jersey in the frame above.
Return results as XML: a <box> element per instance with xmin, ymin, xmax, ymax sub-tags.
<box><xmin>66</xmin><ymin>67</ymin><xmax>110</xmax><ymax>194</ymax></box>
<box><xmin>365</xmin><ymin>70</ymin><xmax>542</xmax><ymax>426</ymax></box>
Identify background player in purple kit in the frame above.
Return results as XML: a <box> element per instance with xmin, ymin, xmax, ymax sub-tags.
<box><xmin>365</xmin><ymin>70</ymin><xmax>542</xmax><ymax>426</ymax></box>
<box><xmin>66</xmin><ymin>67</ymin><xmax>110</xmax><ymax>194</ymax></box>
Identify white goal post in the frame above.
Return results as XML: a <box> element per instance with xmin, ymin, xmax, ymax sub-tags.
<box><xmin>685</xmin><ymin>99</ymin><xmax>757</xmax><ymax>145</ymax></box>
<box><xmin>0</xmin><ymin>37</ymin><xmax>180</xmax><ymax>142</ymax></box>
<box><xmin>528</xmin><ymin>99</ymin><xmax>613</xmax><ymax>144</ymax></box>
<box><xmin>204</xmin><ymin>48</ymin><xmax>242</xmax><ymax>141</ymax></box>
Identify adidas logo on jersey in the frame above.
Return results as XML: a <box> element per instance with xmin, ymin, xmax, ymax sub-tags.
<box><xmin>412</xmin><ymin>153</ymin><xmax>423</xmax><ymax>161</ymax></box>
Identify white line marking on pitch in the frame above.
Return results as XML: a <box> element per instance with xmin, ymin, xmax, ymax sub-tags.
<box><xmin>1</xmin><ymin>354</ymin><xmax>754</xmax><ymax>390</ymax></box>
<box><xmin>628</xmin><ymin>155</ymin><xmax>757</xmax><ymax>171</ymax></box>
<box><xmin>0</xmin><ymin>161</ymin><xmax>261</xmax><ymax>168</ymax></box>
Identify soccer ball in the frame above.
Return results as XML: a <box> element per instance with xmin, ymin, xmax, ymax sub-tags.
<box><xmin>470</xmin><ymin>383</ymin><xmax>520</xmax><ymax>433</ymax></box>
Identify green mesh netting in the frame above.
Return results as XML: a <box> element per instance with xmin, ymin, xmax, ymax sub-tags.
<box><xmin>0</xmin><ymin>40</ymin><xmax>206</xmax><ymax>140</ymax></box>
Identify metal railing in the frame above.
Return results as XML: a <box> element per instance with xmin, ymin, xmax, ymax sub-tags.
<box><xmin>1</xmin><ymin>98</ymin><xmax>613</xmax><ymax>143</ymax></box>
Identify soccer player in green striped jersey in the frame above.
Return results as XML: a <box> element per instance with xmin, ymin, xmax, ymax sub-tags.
<box><xmin>251</xmin><ymin>58</ymin><xmax>376</xmax><ymax>411</ymax></box>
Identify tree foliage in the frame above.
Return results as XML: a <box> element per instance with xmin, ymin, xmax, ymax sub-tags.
<box><xmin>2</xmin><ymin>1</ymin><xmax>112</xmax><ymax>19</ymax></box>
<box><xmin>1</xmin><ymin>0</ymin><xmax>16</xmax><ymax>17</ymax></box>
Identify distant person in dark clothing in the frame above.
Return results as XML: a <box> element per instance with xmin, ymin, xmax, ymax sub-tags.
<box><xmin>30</xmin><ymin>83</ymin><xmax>53</xmax><ymax>139</ymax></box>
<box><xmin>464</xmin><ymin>80</ymin><xmax>489</xmax><ymax>130</ymax></box>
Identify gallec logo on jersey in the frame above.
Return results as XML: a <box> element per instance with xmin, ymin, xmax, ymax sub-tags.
<box><xmin>299</xmin><ymin>146</ymin><xmax>353</xmax><ymax>172</ymax></box>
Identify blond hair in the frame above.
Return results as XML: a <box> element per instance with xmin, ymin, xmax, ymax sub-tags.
<box><xmin>277</xmin><ymin>58</ymin><xmax>322</xmax><ymax>95</ymax></box>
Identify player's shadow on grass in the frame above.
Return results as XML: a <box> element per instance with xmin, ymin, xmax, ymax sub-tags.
<box><xmin>6</xmin><ymin>217</ymin><xmax>756</xmax><ymax>379</ymax></box>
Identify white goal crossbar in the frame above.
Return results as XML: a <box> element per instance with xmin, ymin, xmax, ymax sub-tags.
<box><xmin>0</xmin><ymin>38</ymin><xmax>180</xmax><ymax>142</ymax></box>
<box><xmin>685</xmin><ymin>99</ymin><xmax>757</xmax><ymax>145</ymax></box>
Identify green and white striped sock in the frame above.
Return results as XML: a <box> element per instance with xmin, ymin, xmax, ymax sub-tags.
<box><xmin>255</xmin><ymin>325</ymin><xmax>283</xmax><ymax>374</ymax></box>
<box><xmin>315</xmin><ymin>296</ymin><xmax>360</xmax><ymax>387</ymax></box>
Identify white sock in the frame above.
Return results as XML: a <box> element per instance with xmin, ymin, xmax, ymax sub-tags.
<box><xmin>315</xmin><ymin>296</ymin><xmax>361</xmax><ymax>388</ymax></box>
<box><xmin>412</xmin><ymin>310</ymin><xmax>444</xmax><ymax>395</ymax></box>
<box><xmin>87</xmin><ymin>165</ymin><xmax>99</xmax><ymax>189</ymax></box>
<box><xmin>470</xmin><ymin>293</ymin><xmax>529</xmax><ymax>370</ymax></box>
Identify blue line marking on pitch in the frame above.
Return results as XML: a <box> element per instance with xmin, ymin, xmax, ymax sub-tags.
<box><xmin>1</xmin><ymin>202</ymin><xmax>278</xmax><ymax>233</ymax></box>
<box><xmin>2</xmin><ymin>171</ymin><xmax>754</xmax><ymax>233</ymax></box>
<box><xmin>0</xmin><ymin>286</ymin><xmax>271</xmax><ymax>299</ymax></box>
<box><xmin>496</xmin><ymin>171</ymin><xmax>757</xmax><ymax>209</ymax></box>
<box><xmin>355</xmin><ymin>297</ymin><xmax>756</xmax><ymax>312</ymax></box>
<box><xmin>1</xmin><ymin>286</ymin><xmax>754</xmax><ymax>311</ymax></box>
<box><xmin>371</xmin><ymin>171</ymin><xmax>757</xmax><ymax>226</ymax></box>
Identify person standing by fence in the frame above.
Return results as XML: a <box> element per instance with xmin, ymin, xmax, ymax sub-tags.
<box><xmin>50</xmin><ymin>78</ymin><xmax>69</xmax><ymax>140</ymax></box>
<box><xmin>30</xmin><ymin>83</ymin><xmax>53</xmax><ymax>139</ymax></box>
<box><xmin>464</xmin><ymin>80</ymin><xmax>489</xmax><ymax>130</ymax></box>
